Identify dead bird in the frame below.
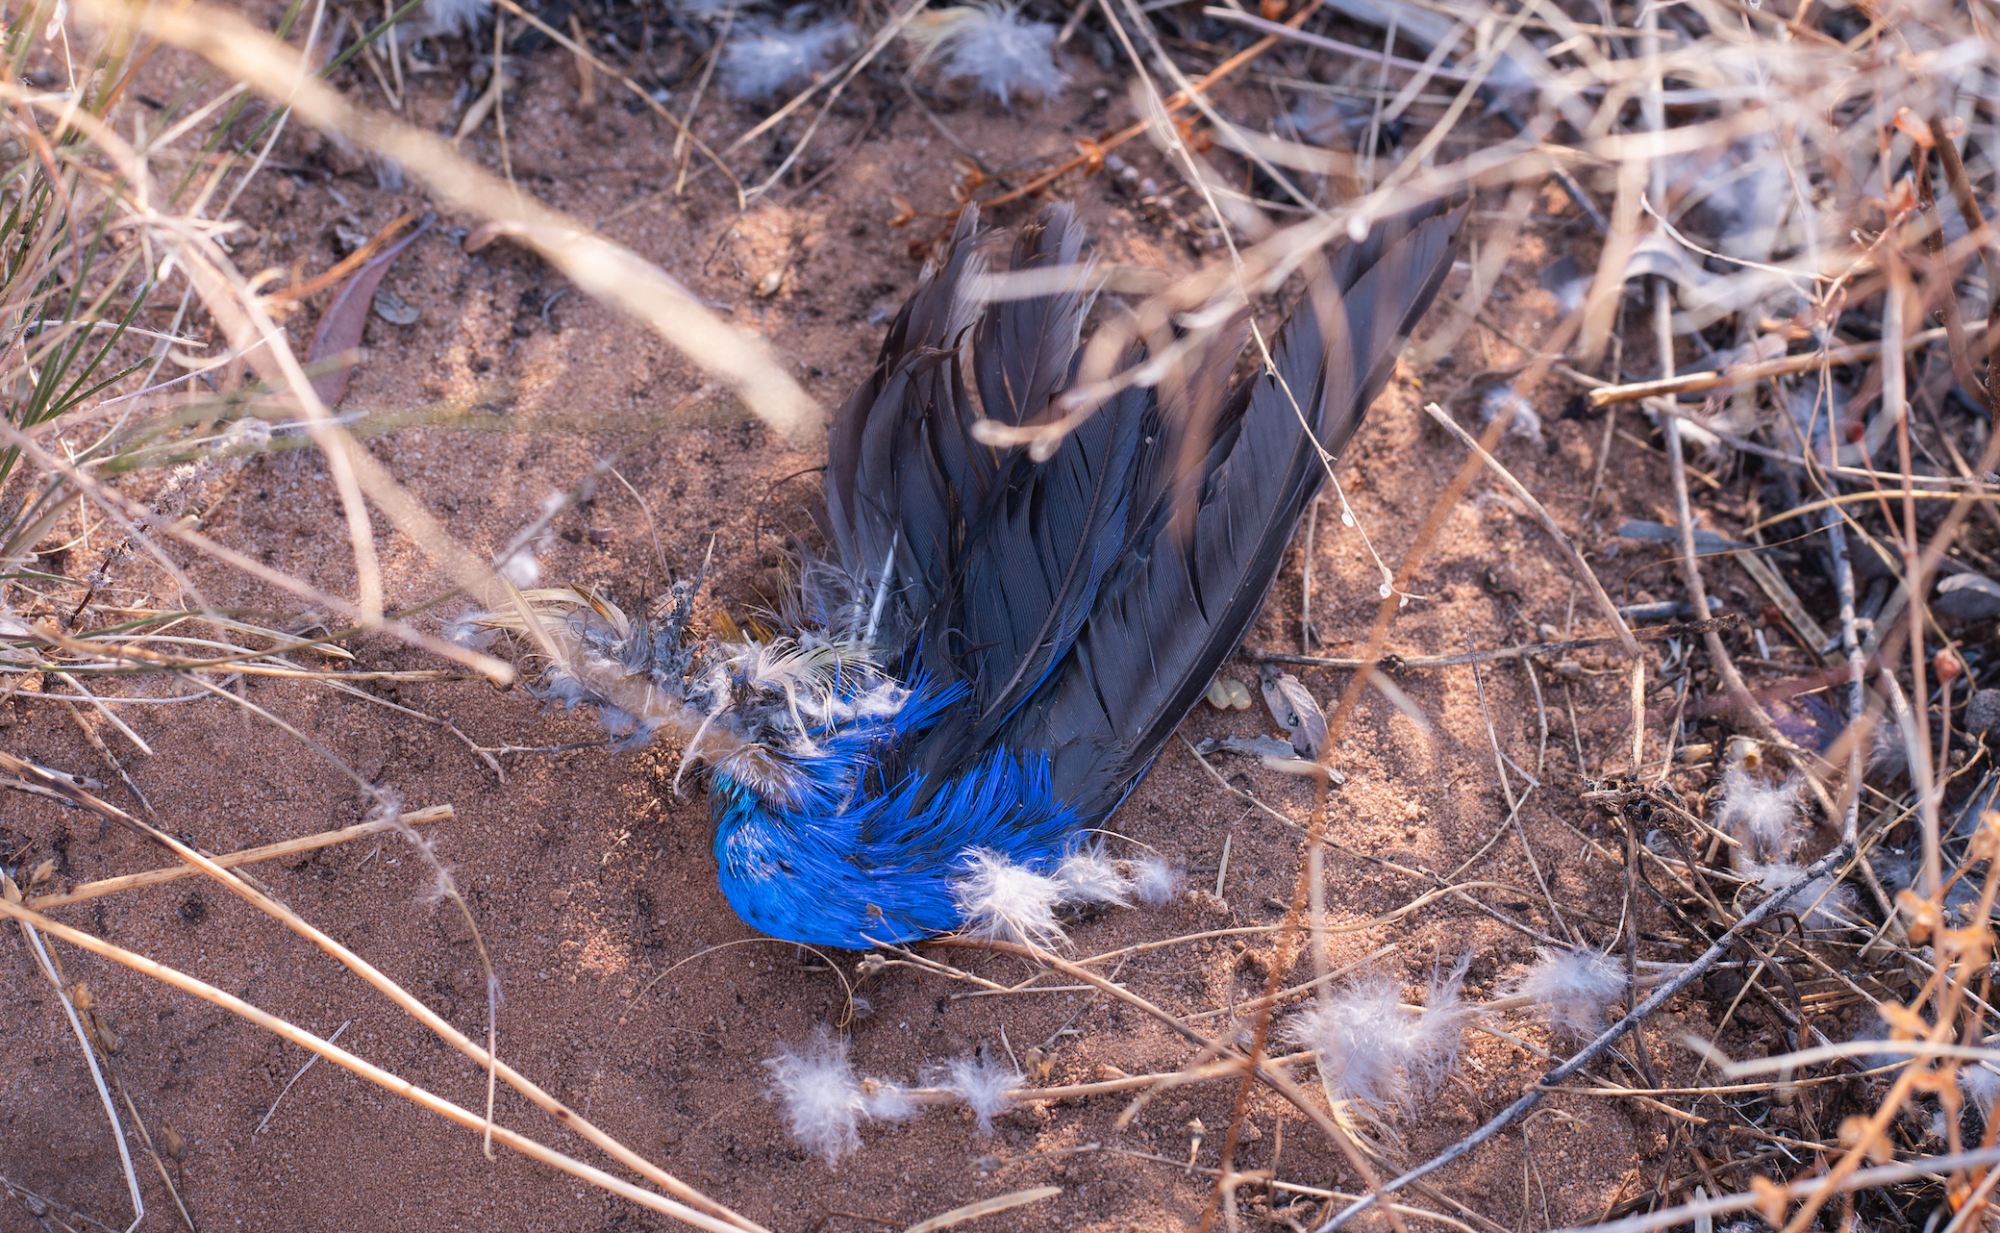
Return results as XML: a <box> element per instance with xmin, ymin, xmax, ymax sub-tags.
<box><xmin>477</xmin><ymin>199</ymin><xmax>1464</xmax><ymax>947</ymax></box>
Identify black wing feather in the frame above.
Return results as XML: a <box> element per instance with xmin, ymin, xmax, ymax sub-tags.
<box><xmin>828</xmin><ymin>200</ymin><xmax>1463</xmax><ymax>820</ymax></box>
<box><xmin>1002</xmin><ymin>201</ymin><xmax>1466</xmax><ymax>814</ymax></box>
<box><xmin>822</xmin><ymin>208</ymin><xmax>989</xmax><ymax>644</ymax></box>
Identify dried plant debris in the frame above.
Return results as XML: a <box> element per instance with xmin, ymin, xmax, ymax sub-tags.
<box><xmin>1259</xmin><ymin>665</ymin><xmax>1329</xmax><ymax>759</ymax></box>
<box><xmin>12</xmin><ymin>0</ymin><xmax>2000</xmax><ymax>1226</ymax></box>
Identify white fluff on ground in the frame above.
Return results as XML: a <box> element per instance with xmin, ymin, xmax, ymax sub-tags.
<box><xmin>951</xmin><ymin>848</ymin><xmax>1067</xmax><ymax>947</ymax></box>
<box><xmin>1514</xmin><ymin>947</ymin><xmax>1626</xmax><ymax>1039</ymax></box>
<box><xmin>762</xmin><ymin>1028</ymin><xmax>913</xmax><ymax>1165</ymax></box>
<box><xmin>908</xmin><ymin>5</ymin><xmax>1065</xmax><ymax>104</ymax></box>
<box><xmin>1284</xmin><ymin>960</ymin><xmax>1472</xmax><ymax>1110</ymax></box>
<box><xmin>719</xmin><ymin>22</ymin><xmax>855</xmax><ymax>99</ymax></box>
<box><xmin>1715</xmin><ymin>765</ymin><xmax>1806</xmax><ymax>861</ymax></box>
<box><xmin>937</xmin><ymin>1054</ymin><xmax>1022</xmax><ymax>1133</ymax></box>
<box><xmin>1129</xmin><ymin>854</ymin><xmax>1183</xmax><ymax>907</ymax></box>
<box><xmin>422</xmin><ymin>0</ymin><xmax>489</xmax><ymax>37</ymax></box>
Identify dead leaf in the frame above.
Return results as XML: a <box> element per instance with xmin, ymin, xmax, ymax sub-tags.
<box><xmin>1260</xmin><ymin>665</ymin><xmax>1328</xmax><ymax>757</ymax></box>
<box><xmin>306</xmin><ymin>214</ymin><xmax>434</xmax><ymax>407</ymax></box>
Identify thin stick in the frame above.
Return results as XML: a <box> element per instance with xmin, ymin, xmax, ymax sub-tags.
<box><xmin>0</xmin><ymin>895</ymin><xmax>752</xmax><ymax>1233</ymax></box>
<box><xmin>1741</xmin><ymin>486</ymin><xmax>2000</xmax><ymax>535</ymax></box>
<box><xmin>1245</xmin><ymin>617</ymin><xmax>1735</xmax><ymax>671</ymax></box>
<box><xmin>26</xmin><ymin>806</ymin><xmax>453</xmax><ymax>909</ymax></box>
<box><xmin>1928</xmin><ymin>116</ymin><xmax>2000</xmax><ymax>338</ymax></box>
<box><xmin>256</xmin><ymin>1020</ymin><xmax>349</xmax><ymax>1133</ymax></box>
<box><xmin>1315</xmin><ymin>838</ymin><xmax>1857</xmax><ymax>1231</ymax></box>
<box><xmin>742</xmin><ymin>0</ymin><xmax>926</xmax><ymax>202</ymax></box>
<box><xmin>1423</xmin><ymin>401</ymin><xmax>1638</xmax><ymax>655</ymax></box>
<box><xmin>1584</xmin><ymin>321</ymin><xmax>1972</xmax><ymax>407</ymax></box>
<box><xmin>1470</xmin><ymin>656</ymin><xmax>1574</xmax><ymax>944</ymax></box>
<box><xmin>974</xmin><ymin>0</ymin><xmax>1330</xmax><ymax>212</ymax></box>
<box><xmin>1885</xmin><ymin>255</ymin><xmax>1941</xmax><ymax>900</ymax></box>
<box><xmin>7</xmin><ymin>880</ymin><xmax>143</xmax><ymax>1233</ymax></box>
<box><xmin>487</xmin><ymin>0</ymin><xmax>739</xmax><ymax>204</ymax></box>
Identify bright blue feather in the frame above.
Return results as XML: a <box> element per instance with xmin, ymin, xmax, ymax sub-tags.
<box><xmin>712</xmin><ymin>739</ymin><xmax>1084</xmax><ymax>947</ymax></box>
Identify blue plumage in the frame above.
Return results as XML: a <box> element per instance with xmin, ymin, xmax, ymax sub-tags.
<box><xmin>714</xmin><ymin>743</ymin><xmax>1085</xmax><ymax>945</ymax></box>
<box><xmin>479</xmin><ymin>201</ymin><xmax>1464</xmax><ymax>947</ymax></box>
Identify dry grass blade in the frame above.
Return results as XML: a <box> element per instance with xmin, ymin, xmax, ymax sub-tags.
<box><xmin>25</xmin><ymin>805</ymin><xmax>452</xmax><ymax>909</ymax></box>
<box><xmin>0</xmin><ymin>894</ymin><xmax>753</xmax><ymax>1233</ymax></box>
<box><xmin>900</xmin><ymin>1186</ymin><xmax>1062</xmax><ymax>1233</ymax></box>
<box><xmin>85</xmin><ymin>0</ymin><xmax>816</xmax><ymax>443</ymax></box>
<box><xmin>0</xmin><ymin>752</ymin><xmax>767</xmax><ymax>1233</ymax></box>
<box><xmin>3</xmin><ymin>874</ymin><xmax>143</xmax><ymax>1232</ymax></box>
<box><xmin>1422</xmin><ymin>401</ymin><xmax>1638</xmax><ymax>655</ymax></box>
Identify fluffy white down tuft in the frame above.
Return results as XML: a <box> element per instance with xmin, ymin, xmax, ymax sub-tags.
<box><xmin>928</xmin><ymin>6</ymin><xmax>1066</xmax><ymax>104</ymax></box>
<box><xmin>1053</xmin><ymin>848</ymin><xmax>1133</xmax><ymax>907</ymax></box>
<box><xmin>951</xmin><ymin>848</ymin><xmax>1182</xmax><ymax>944</ymax></box>
<box><xmin>1716</xmin><ymin>765</ymin><xmax>1805</xmax><ymax>861</ymax></box>
<box><xmin>762</xmin><ymin>1028</ymin><xmax>910</xmax><ymax>1165</ymax></box>
<box><xmin>952</xmin><ymin>849</ymin><xmax>1068</xmax><ymax>947</ymax></box>
<box><xmin>763</xmin><ymin>1029</ymin><xmax>864</xmax><ymax>1165</ymax></box>
<box><xmin>1515</xmin><ymin>948</ymin><xmax>1626</xmax><ymax>1039</ymax></box>
<box><xmin>719</xmin><ymin>22</ymin><xmax>855</xmax><ymax>99</ymax></box>
<box><xmin>938</xmin><ymin>1055</ymin><xmax>1022</xmax><ymax>1133</ymax></box>
<box><xmin>1752</xmin><ymin>862</ymin><xmax>1857</xmax><ymax>930</ymax></box>
<box><xmin>422</xmin><ymin>0</ymin><xmax>489</xmax><ymax>37</ymax></box>
<box><xmin>442</xmin><ymin>608</ymin><xmax>497</xmax><ymax>651</ymax></box>
<box><xmin>1129</xmin><ymin>854</ymin><xmax>1183</xmax><ymax>907</ymax></box>
<box><xmin>1285</xmin><ymin>961</ymin><xmax>1471</xmax><ymax>1110</ymax></box>
<box><xmin>1286</xmin><ymin>980</ymin><xmax>1419</xmax><ymax>1108</ymax></box>
<box><xmin>1406</xmin><ymin>955</ymin><xmax>1474</xmax><ymax>1090</ymax></box>
<box><xmin>859</xmin><ymin>1078</ymin><xmax>918</xmax><ymax>1123</ymax></box>
<box><xmin>1963</xmin><ymin>1063</ymin><xmax>2000</xmax><ymax>1119</ymax></box>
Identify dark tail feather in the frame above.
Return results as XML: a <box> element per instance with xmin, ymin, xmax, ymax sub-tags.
<box><xmin>915</xmin><ymin>207</ymin><xmax>1139</xmax><ymax>760</ymax></box>
<box><xmin>821</xmin><ymin>207</ymin><xmax>988</xmax><ymax>644</ymax></box>
<box><xmin>1018</xmin><ymin>200</ymin><xmax>1467</xmax><ymax>814</ymax></box>
<box><xmin>821</xmin><ymin>206</ymin><xmax>1100</xmax><ymax>657</ymax></box>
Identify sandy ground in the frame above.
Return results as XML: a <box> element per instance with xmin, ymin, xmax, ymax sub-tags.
<box><xmin>0</xmin><ymin>19</ymin><xmax>1756</xmax><ymax>1233</ymax></box>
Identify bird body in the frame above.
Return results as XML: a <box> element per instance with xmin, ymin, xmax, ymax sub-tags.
<box><xmin>490</xmin><ymin>200</ymin><xmax>1463</xmax><ymax>947</ymax></box>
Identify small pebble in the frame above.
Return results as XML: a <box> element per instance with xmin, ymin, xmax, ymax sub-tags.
<box><xmin>1935</xmin><ymin>571</ymin><xmax>2000</xmax><ymax>620</ymax></box>
<box><xmin>1966</xmin><ymin>689</ymin><xmax>2000</xmax><ymax>735</ymax></box>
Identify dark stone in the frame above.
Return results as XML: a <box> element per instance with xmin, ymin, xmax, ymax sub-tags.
<box><xmin>1935</xmin><ymin>571</ymin><xmax>2000</xmax><ymax>620</ymax></box>
<box><xmin>1966</xmin><ymin>689</ymin><xmax>2000</xmax><ymax>735</ymax></box>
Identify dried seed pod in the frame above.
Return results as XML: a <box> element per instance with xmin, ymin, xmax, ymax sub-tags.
<box><xmin>1206</xmin><ymin>676</ymin><xmax>1255</xmax><ymax>711</ymax></box>
<box><xmin>1205</xmin><ymin>677</ymin><xmax>1233</xmax><ymax>710</ymax></box>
